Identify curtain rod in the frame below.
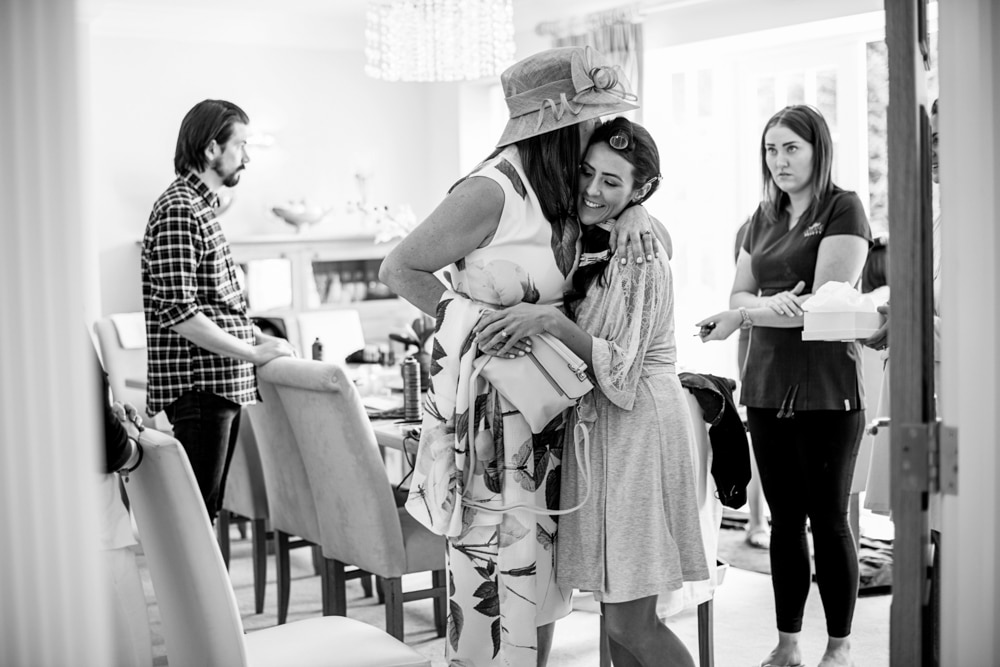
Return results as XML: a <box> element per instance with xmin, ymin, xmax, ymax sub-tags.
<box><xmin>535</xmin><ymin>0</ymin><xmax>714</xmax><ymax>36</ymax></box>
<box><xmin>640</xmin><ymin>0</ymin><xmax>714</xmax><ymax>15</ymax></box>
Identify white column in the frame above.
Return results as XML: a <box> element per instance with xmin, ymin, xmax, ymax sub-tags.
<box><xmin>0</xmin><ymin>1</ymin><xmax>111</xmax><ymax>665</ymax></box>
<box><xmin>938</xmin><ymin>0</ymin><xmax>1000</xmax><ymax>664</ymax></box>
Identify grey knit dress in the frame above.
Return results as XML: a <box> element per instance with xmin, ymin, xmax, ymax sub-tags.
<box><xmin>557</xmin><ymin>254</ymin><xmax>709</xmax><ymax>603</ymax></box>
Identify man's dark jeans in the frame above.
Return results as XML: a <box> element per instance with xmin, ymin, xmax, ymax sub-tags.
<box><xmin>164</xmin><ymin>390</ymin><xmax>242</xmax><ymax>520</ymax></box>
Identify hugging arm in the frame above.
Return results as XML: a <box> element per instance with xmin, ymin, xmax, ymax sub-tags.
<box><xmin>608</xmin><ymin>205</ymin><xmax>661</xmax><ymax>263</ymax></box>
<box><xmin>379</xmin><ymin>178</ymin><xmax>503</xmax><ymax>316</ymax></box>
<box><xmin>478</xmin><ymin>260</ymin><xmax>663</xmax><ymax>410</ymax></box>
<box><xmin>475</xmin><ymin>302</ymin><xmax>594</xmax><ymax>366</ymax></box>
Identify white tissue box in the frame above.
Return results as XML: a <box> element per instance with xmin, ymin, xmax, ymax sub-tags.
<box><xmin>802</xmin><ymin>311</ymin><xmax>881</xmax><ymax>341</ymax></box>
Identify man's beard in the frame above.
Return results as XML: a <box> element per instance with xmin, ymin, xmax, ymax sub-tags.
<box><xmin>212</xmin><ymin>160</ymin><xmax>243</xmax><ymax>187</ymax></box>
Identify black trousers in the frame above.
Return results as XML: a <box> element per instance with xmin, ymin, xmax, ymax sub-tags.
<box><xmin>747</xmin><ymin>408</ymin><xmax>865</xmax><ymax>637</ymax></box>
<box><xmin>164</xmin><ymin>390</ymin><xmax>242</xmax><ymax>520</ymax></box>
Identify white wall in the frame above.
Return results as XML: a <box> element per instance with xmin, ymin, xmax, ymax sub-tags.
<box><xmin>86</xmin><ymin>25</ymin><xmax>459</xmax><ymax>316</ymax></box>
<box><xmin>939</xmin><ymin>0</ymin><xmax>1000</xmax><ymax>663</ymax></box>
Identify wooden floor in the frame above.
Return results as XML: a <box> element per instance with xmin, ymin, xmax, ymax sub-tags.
<box><xmin>140</xmin><ymin>522</ymin><xmax>892</xmax><ymax>667</ymax></box>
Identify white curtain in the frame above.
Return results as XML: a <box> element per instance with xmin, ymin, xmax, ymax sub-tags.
<box><xmin>543</xmin><ymin>7</ymin><xmax>645</xmax><ymax>121</ymax></box>
<box><xmin>0</xmin><ymin>1</ymin><xmax>112</xmax><ymax>665</ymax></box>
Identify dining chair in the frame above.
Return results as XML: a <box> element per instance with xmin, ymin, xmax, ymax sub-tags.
<box><xmin>217</xmin><ymin>415</ymin><xmax>271</xmax><ymax>614</ymax></box>
<box><xmin>93</xmin><ymin>313</ymin><xmax>170</xmax><ymax>432</ymax></box>
<box><xmin>258</xmin><ymin>357</ymin><xmax>447</xmax><ymax>641</ymax></box>
<box><xmin>244</xmin><ymin>380</ymin><xmax>373</xmax><ymax>625</ymax></box>
<box><xmin>128</xmin><ymin>426</ymin><xmax>430</xmax><ymax>667</ymax></box>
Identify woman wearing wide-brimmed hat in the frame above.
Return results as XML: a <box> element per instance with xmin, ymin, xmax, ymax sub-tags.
<box><xmin>381</xmin><ymin>46</ymin><xmax>656</xmax><ymax>666</ymax></box>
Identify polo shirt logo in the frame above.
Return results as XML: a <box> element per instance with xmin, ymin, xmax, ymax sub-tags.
<box><xmin>803</xmin><ymin>221</ymin><xmax>825</xmax><ymax>237</ymax></box>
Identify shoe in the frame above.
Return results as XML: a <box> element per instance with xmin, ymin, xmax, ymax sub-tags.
<box><xmin>745</xmin><ymin>527</ymin><xmax>771</xmax><ymax>549</ymax></box>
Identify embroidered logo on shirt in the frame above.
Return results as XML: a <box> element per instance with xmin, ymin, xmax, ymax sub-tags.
<box><xmin>803</xmin><ymin>221</ymin><xmax>825</xmax><ymax>237</ymax></box>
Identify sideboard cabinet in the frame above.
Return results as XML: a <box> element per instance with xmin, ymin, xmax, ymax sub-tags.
<box><xmin>228</xmin><ymin>235</ymin><xmax>419</xmax><ymax>347</ymax></box>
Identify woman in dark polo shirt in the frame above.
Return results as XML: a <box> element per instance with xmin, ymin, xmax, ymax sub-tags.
<box><xmin>697</xmin><ymin>105</ymin><xmax>871</xmax><ymax>667</ymax></box>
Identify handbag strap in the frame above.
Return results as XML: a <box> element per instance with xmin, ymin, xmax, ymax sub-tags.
<box><xmin>535</xmin><ymin>331</ymin><xmax>589</xmax><ymax>380</ymax></box>
<box><xmin>462</xmin><ymin>358</ymin><xmax>592</xmax><ymax>516</ymax></box>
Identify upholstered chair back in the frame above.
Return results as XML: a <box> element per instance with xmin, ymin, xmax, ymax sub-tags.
<box><xmin>129</xmin><ymin>427</ymin><xmax>432</xmax><ymax>667</ymax></box>
<box><xmin>243</xmin><ymin>381</ymin><xmax>321</xmax><ymax>545</ymax></box>
<box><xmin>257</xmin><ymin>358</ymin><xmax>412</xmax><ymax>576</ymax></box>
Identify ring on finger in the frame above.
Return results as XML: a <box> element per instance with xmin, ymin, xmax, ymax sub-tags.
<box><xmin>501</xmin><ymin>329</ymin><xmax>510</xmax><ymax>338</ymax></box>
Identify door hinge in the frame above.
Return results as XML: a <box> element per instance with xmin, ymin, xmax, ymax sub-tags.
<box><xmin>899</xmin><ymin>421</ymin><xmax>958</xmax><ymax>495</ymax></box>
<box><xmin>937</xmin><ymin>424</ymin><xmax>958</xmax><ymax>495</ymax></box>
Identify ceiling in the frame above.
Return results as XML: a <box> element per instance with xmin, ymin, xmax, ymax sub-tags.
<box><xmin>83</xmin><ymin>0</ymin><xmax>705</xmax><ymax>51</ymax></box>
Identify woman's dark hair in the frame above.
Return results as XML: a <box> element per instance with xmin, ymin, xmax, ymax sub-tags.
<box><xmin>174</xmin><ymin>99</ymin><xmax>250</xmax><ymax>176</ymax></box>
<box><xmin>760</xmin><ymin>105</ymin><xmax>835</xmax><ymax>225</ymax></box>
<box><xmin>861</xmin><ymin>235</ymin><xmax>889</xmax><ymax>293</ymax></box>
<box><xmin>449</xmin><ymin>124</ymin><xmax>583</xmax><ymax>254</ymax></box>
<box><xmin>515</xmin><ymin>124</ymin><xmax>583</xmax><ymax>225</ymax></box>
<box><xmin>449</xmin><ymin>124</ymin><xmax>581</xmax><ymax>224</ymax></box>
<box><xmin>567</xmin><ymin>117</ymin><xmax>662</xmax><ymax>307</ymax></box>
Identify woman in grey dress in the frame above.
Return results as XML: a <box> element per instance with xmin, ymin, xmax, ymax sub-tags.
<box><xmin>476</xmin><ymin>118</ymin><xmax>708</xmax><ymax>667</ymax></box>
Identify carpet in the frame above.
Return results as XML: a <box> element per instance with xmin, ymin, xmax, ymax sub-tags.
<box><xmin>718</xmin><ymin>524</ymin><xmax>773</xmax><ymax>575</ymax></box>
<box><xmin>716</xmin><ymin>518</ymin><xmax>894</xmax><ymax>597</ymax></box>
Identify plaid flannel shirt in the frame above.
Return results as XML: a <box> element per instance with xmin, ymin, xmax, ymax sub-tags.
<box><xmin>141</xmin><ymin>172</ymin><xmax>256</xmax><ymax>414</ymax></box>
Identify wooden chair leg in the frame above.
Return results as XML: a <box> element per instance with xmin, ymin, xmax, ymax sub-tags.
<box><xmin>376</xmin><ymin>575</ymin><xmax>386</xmax><ymax>604</ymax></box>
<box><xmin>383</xmin><ymin>576</ymin><xmax>405</xmax><ymax>641</ymax></box>
<box><xmin>599</xmin><ymin>613</ymin><xmax>611</xmax><ymax>667</ymax></box>
<box><xmin>275</xmin><ymin>531</ymin><xmax>291</xmax><ymax>625</ymax></box>
<box><xmin>311</xmin><ymin>544</ymin><xmax>323</xmax><ymax>576</ymax></box>
<box><xmin>216</xmin><ymin>510</ymin><xmax>231</xmax><ymax>568</ymax></box>
<box><xmin>251</xmin><ymin>518</ymin><xmax>267</xmax><ymax>614</ymax></box>
<box><xmin>320</xmin><ymin>558</ymin><xmax>331</xmax><ymax>615</ymax></box>
<box><xmin>697</xmin><ymin>599</ymin><xmax>714</xmax><ymax>667</ymax></box>
<box><xmin>432</xmin><ymin>569</ymin><xmax>447</xmax><ymax>638</ymax></box>
<box><xmin>323</xmin><ymin>559</ymin><xmax>347</xmax><ymax>616</ymax></box>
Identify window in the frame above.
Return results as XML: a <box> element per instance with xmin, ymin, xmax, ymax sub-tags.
<box><xmin>642</xmin><ymin>15</ymin><xmax>882</xmax><ymax>380</ymax></box>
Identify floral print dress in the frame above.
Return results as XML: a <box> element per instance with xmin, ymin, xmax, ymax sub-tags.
<box><xmin>405</xmin><ymin>147</ymin><xmax>577</xmax><ymax>666</ymax></box>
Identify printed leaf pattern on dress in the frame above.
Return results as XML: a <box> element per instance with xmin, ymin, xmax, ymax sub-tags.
<box><xmin>472</xmin><ymin>581</ymin><xmax>500</xmax><ymax>617</ymax></box>
<box><xmin>491</xmin><ymin>618</ymin><xmax>502</xmax><ymax>658</ymax></box>
<box><xmin>549</xmin><ymin>216</ymin><xmax>580</xmax><ymax>278</ymax></box>
<box><xmin>545</xmin><ymin>468</ymin><xmax>561</xmax><ymax>512</ymax></box>
<box><xmin>496</xmin><ymin>159</ymin><xmax>527</xmax><ymax>199</ymax></box>
<box><xmin>449</xmin><ymin>600</ymin><xmax>464</xmax><ymax>651</ymax></box>
<box><xmin>430</xmin><ymin>338</ymin><xmax>447</xmax><ymax>377</ymax></box>
<box><xmin>497</xmin><ymin>514</ymin><xmax>530</xmax><ymax>548</ymax></box>
<box><xmin>483</xmin><ymin>391</ymin><xmax>505</xmax><ymax>493</ymax></box>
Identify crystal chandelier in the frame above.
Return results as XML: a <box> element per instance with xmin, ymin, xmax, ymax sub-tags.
<box><xmin>365</xmin><ymin>0</ymin><xmax>516</xmax><ymax>82</ymax></box>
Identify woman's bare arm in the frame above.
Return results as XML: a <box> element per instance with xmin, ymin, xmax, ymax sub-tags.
<box><xmin>379</xmin><ymin>177</ymin><xmax>503</xmax><ymax>315</ymax></box>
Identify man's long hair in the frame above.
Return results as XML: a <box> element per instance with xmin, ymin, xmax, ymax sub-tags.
<box><xmin>173</xmin><ymin>99</ymin><xmax>249</xmax><ymax>176</ymax></box>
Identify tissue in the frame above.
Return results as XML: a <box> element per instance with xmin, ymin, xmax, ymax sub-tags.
<box><xmin>801</xmin><ymin>281</ymin><xmax>881</xmax><ymax>341</ymax></box>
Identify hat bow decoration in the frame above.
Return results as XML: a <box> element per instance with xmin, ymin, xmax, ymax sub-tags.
<box><xmin>504</xmin><ymin>47</ymin><xmax>637</xmax><ymax>134</ymax></box>
<box><xmin>568</xmin><ymin>47</ymin><xmax>635</xmax><ymax>108</ymax></box>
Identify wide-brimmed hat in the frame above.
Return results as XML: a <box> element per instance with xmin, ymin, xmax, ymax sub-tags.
<box><xmin>496</xmin><ymin>46</ymin><xmax>639</xmax><ymax>148</ymax></box>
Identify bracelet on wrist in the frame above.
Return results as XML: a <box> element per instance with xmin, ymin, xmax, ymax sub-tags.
<box><xmin>118</xmin><ymin>436</ymin><xmax>144</xmax><ymax>483</ymax></box>
<box><xmin>738</xmin><ymin>306</ymin><xmax>753</xmax><ymax>330</ymax></box>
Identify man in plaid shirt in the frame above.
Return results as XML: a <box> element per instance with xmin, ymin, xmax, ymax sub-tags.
<box><xmin>142</xmin><ymin>99</ymin><xmax>296</xmax><ymax>518</ymax></box>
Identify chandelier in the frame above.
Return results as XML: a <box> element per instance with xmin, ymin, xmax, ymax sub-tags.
<box><xmin>365</xmin><ymin>0</ymin><xmax>516</xmax><ymax>82</ymax></box>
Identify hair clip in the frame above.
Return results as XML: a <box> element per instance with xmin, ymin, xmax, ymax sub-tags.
<box><xmin>609</xmin><ymin>130</ymin><xmax>630</xmax><ymax>150</ymax></box>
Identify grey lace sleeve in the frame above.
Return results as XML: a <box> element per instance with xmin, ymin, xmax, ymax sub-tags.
<box><xmin>588</xmin><ymin>259</ymin><xmax>665</xmax><ymax>410</ymax></box>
